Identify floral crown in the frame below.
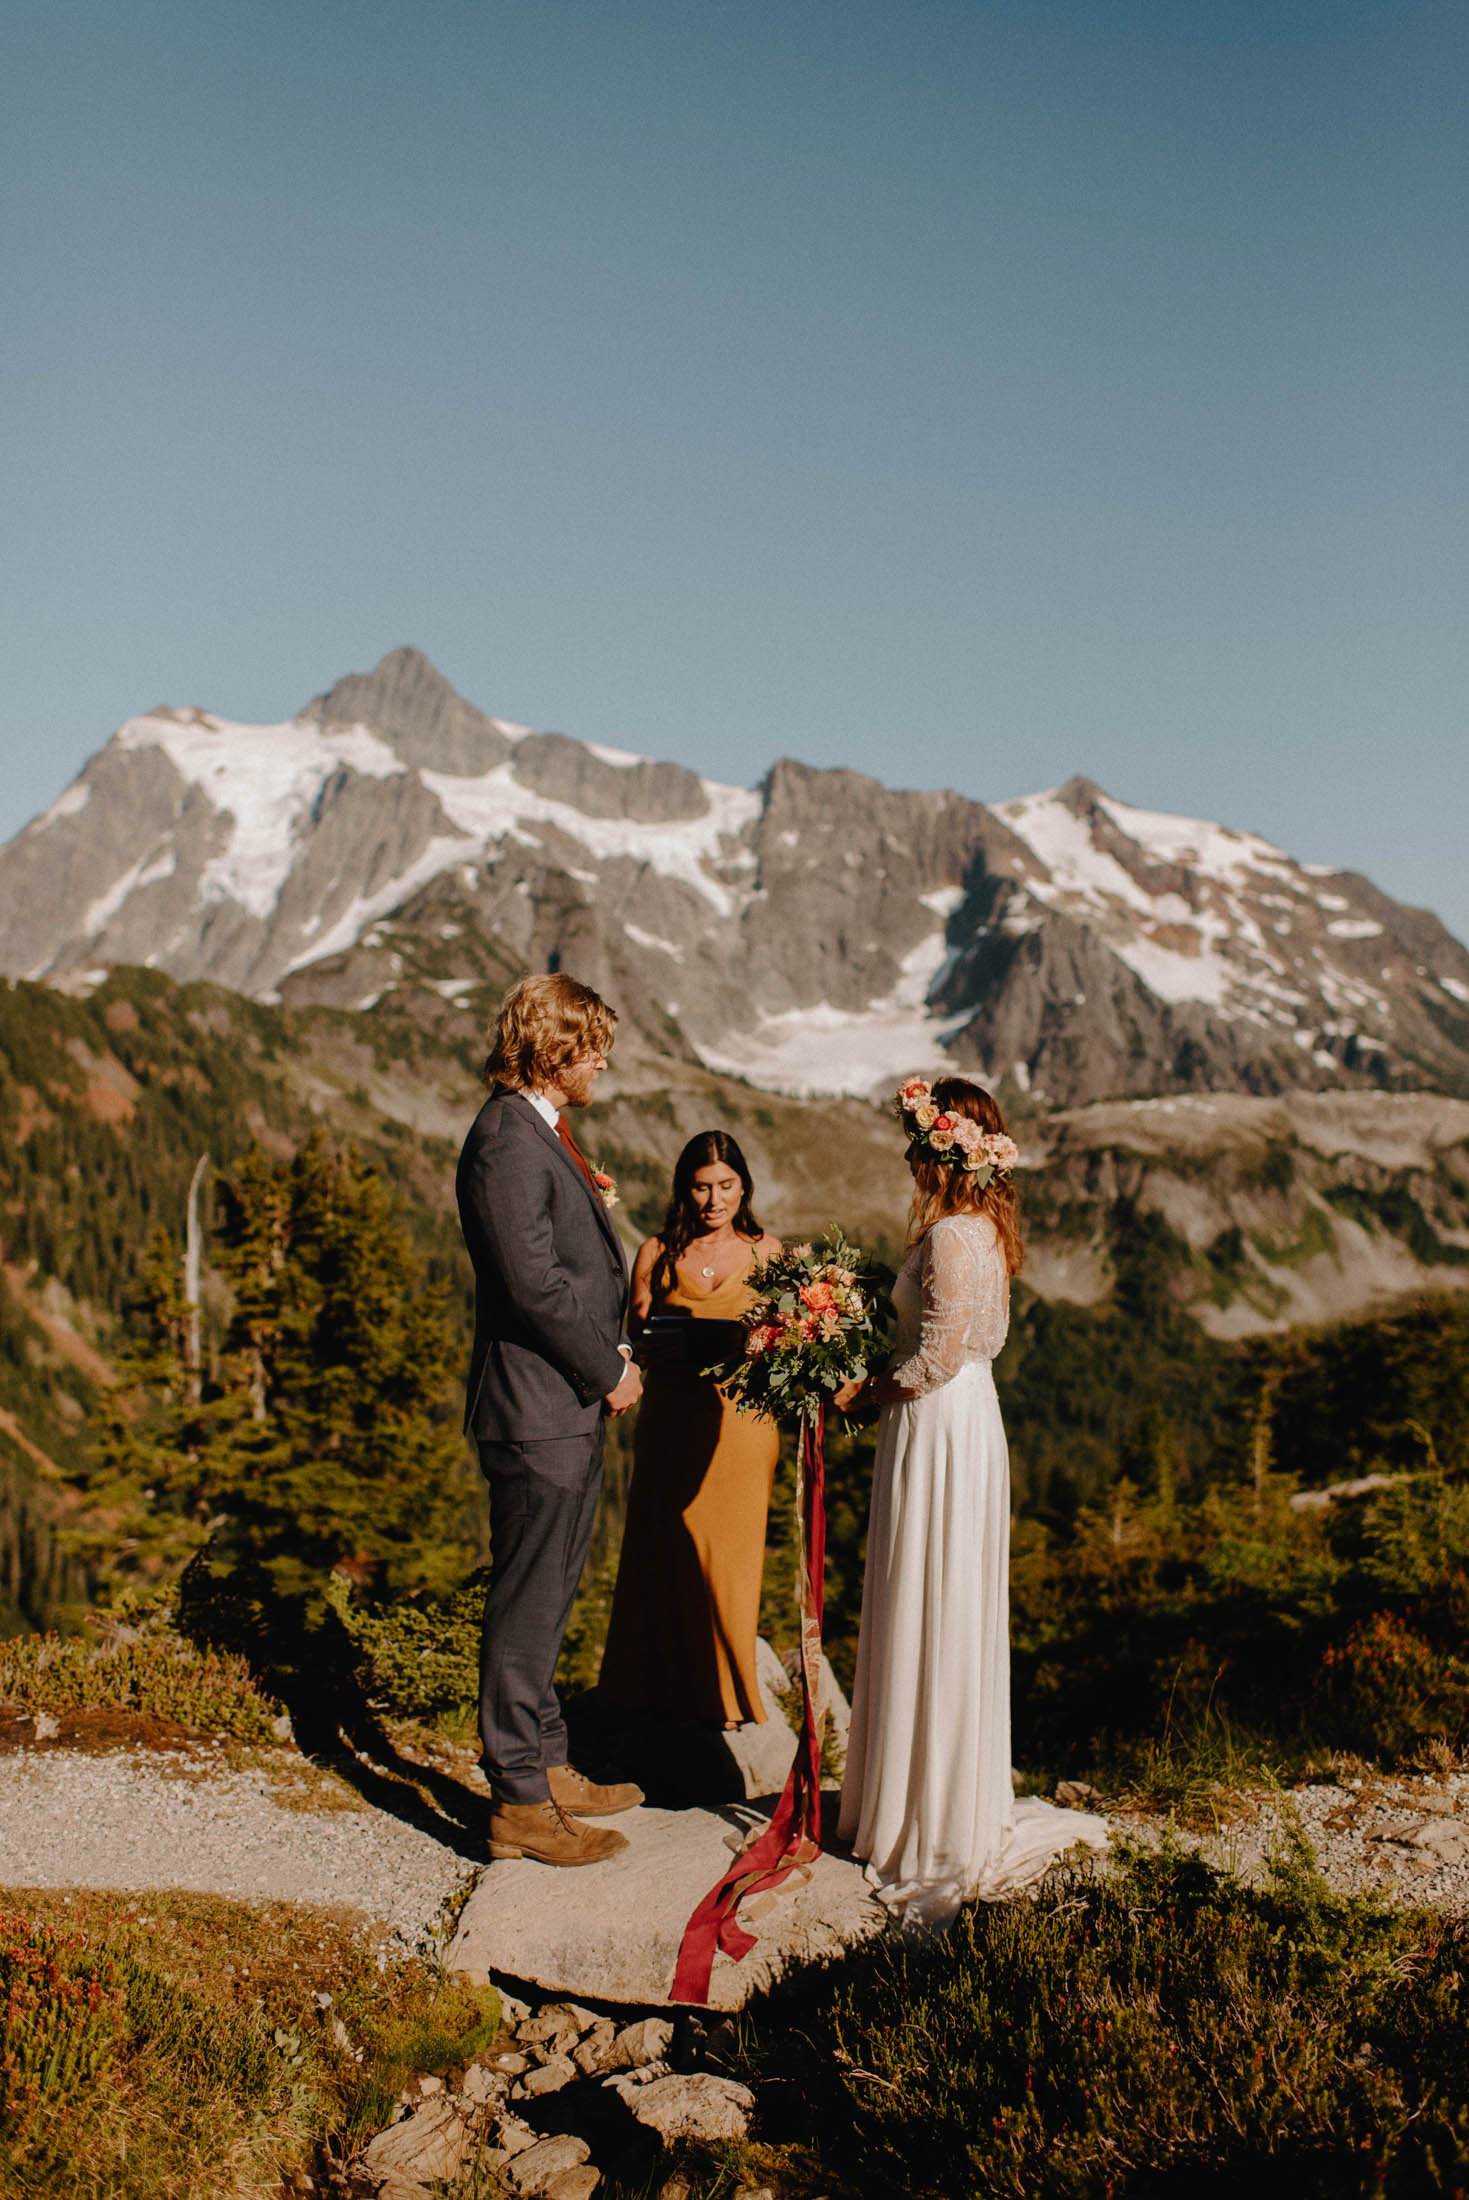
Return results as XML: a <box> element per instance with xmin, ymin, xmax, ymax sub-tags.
<box><xmin>894</xmin><ymin>1077</ymin><xmax>1019</xmax><ymax>1186</ymax></box>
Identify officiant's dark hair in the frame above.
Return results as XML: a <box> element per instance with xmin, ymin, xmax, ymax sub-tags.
<box><xmin>654</xmin><ymin>1131</ymin><xmax>762</xmax><ymax>1301</ymax></box>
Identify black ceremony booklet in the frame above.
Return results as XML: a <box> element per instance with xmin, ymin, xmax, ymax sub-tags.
<box><xmin>637</xmin><ymin>1311</ymin><xmax>746</xmax><ymax>1369</ymax></box>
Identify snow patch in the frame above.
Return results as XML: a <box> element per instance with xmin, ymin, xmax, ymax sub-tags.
<box><xmin>1115</xmin><ymin>934</ymin><xmax>1233</xmax><ymax>1007</ymax></box>
<box><xmin>281</xmin><ymin>835</ymin><xmax>474</xmax><ymax>976</ymax></box>
<box><xmin>623</xmin><ymin>923</ymin><xmax>685</xmax><ymax>961</ymax></box>
<box><xmin>694</xmin><ymin>1002</ymin><xmax>964</xmax><ymax>1099</ymax></box>
<box><xmin>115</xmin><ymin>711</ymin><xmax>406</xmax><ymax>919</ymax></box>
<box><xmin>1327</xmin><ymin>918</ymin><xmax>1384</xmax><ymax>941</ymax></box>
<box><xmin>692</xmin><ymin>924</ymin><xmax>961</xmax><ymax>1098</ymax></box>
<box><xmin>1095</xmin><ymin>793</ymin><xmax>1298</xmax><ymax>884</ymax></box>
<box><xmin>32</xmin><ymin>781</ymin><xmax>91</xmax><ymax>831</ymax></box>
<box><xmin>423</xmin><ymin>764</ymin><xmax>760</xmax><ymax>917</ymax></box>
<box><xmin>996</xmin><ymin>792</ymin><xmax>1160</xmax><ymax>917</ymax></box>
<box><xmin>82</xmin><ymin>848</ymin><xmax>177</xmax><ymax>937</ymax></box>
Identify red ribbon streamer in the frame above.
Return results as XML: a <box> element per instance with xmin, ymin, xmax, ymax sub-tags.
<box><xmin>670</xmin><ymin>1406</ymin><xmax>827</xmax><ymax>2005</ymax></box>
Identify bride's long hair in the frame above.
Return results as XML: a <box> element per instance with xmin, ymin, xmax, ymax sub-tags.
<box><xmin>654</xmin><ymin>1130</ymin><xmax>764</xmax><ymax>1301</ymax></box>
<box><xmin>907</xmin><ymin>1078</ymin><xmax>1023</xmax><ymax>1277</ymax></box>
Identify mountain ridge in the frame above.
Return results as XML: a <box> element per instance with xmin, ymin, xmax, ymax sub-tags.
<box><xmin>5</xmin><ymin>646</ymin><xmax>1468</xmax><ymax>1109</ymax></box>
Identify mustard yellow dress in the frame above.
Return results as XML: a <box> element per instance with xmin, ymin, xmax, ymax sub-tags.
<box><xmin>599</xmin><ymin>1257</ymin><xmax>780</xmax><ymax>1725</ymax></box>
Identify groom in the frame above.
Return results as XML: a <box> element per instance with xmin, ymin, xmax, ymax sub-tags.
<box><xmin>457</xmin><ymin>972</ymin><xmax>644</xmax><ymax>1866</ymax></box>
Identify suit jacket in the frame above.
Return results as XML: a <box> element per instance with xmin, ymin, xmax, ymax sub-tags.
<box><xmin>456</xmin><ymin>1087</ymin><xmax>630</xmax><ymax>1442</ymax></box>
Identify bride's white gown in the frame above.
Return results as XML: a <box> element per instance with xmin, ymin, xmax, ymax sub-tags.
<box><xmin>837</xmin><ymin>1212</ymin><xmax>1108</xmax><ymax>1924</ymax></box>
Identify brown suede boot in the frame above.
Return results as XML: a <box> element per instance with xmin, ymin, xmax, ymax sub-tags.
<box><xmin>547</xmin><ymin>1763</ymin><xmax>644</xmax><ymax>1817</ymax></box>
<box><xmin>487</xmin><ymin>1798</ymin><xmax>628</xmax><ymax>1866</ymax></box>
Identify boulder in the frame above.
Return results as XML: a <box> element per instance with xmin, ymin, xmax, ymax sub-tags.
<box><xmin>517</xmin><ymin>2054</ymin><xmax>577</xmax><ymax>2098</ymax></box>
<box><xmin>602</xmin><ymin>2063</ymin><xmax>671</xmax><ymax>2098</ymax></box>
<box><xmin>507</xmin><ymin>2133</ymin><xmax>593</xmax><ymax>2195</ymax></box>
<box><xmin>520</xmin><ymin>2002</ymin><xmax>597</xmax><ymax>2052</ymax></box>
<box><xmin>623</xmin><ymin>2073</ymin><xmax>755</xmax><ymax>2144</ymax></box>
<box><xmin>496</xmin><ymin>2113</ymin><xmax>539</xmax><ymax>2158</ymax></box>
<box><xmin>542</xmin><ymin>2172</ymin><xmax>600</xmax><ymax>2200</ymax></box>
<box><xmin>358</xmin><ymin>2098</ymin><xmax>474</xmax><ymax>2188</ymax></box>
<box><xmin>572</xmin><ymin>2023</ymin><xmax>619</xmax><ymax>2075</ymax></box>
<box><xmin>457</xmin><ymin>2061</ymin><xmax>508</xmax><ymax>2108</ymax></box>
<box><xmin>447</xmin><ymin>1801</ymin><xmax>887</xmax><ymax>2009</ymax></box>
<box><xmin>561</xmin><ymin>1637</ymin><xmax>851</xmax><ymax>1808</ymax></box>
<box><xmin>1373</xmin><ymin>1816</ymin><xmax>1469</xmax><ymax>1866</ymax></box>
<box><xmin>610</xmin><ymin>2017</ymin><xmax>673</xmax><ymax>2070</ymax></box>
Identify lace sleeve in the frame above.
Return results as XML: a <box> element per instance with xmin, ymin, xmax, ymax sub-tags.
<box><xmin>889</xmin><ymin>1216</ymin><xmax>1007</xmax><ymax>1397</ymax></box>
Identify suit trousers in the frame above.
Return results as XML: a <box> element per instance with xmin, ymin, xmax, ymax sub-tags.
<box><xmin>476</xmin><ymin>1422</ymin><xmax>605</xmax><ymax>1805</ymax></box>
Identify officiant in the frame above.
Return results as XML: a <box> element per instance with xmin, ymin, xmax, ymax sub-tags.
<box><xmin>598</xmin><ymin>1132</ymin><xmax>782</xmax><ymax>1728</ymax></box>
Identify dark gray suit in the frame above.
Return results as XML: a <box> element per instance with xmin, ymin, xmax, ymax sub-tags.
<box><xmin>456</xmin><ymin>1088</ymin><xmax>629</xmax><ymax>1803</ymax></box>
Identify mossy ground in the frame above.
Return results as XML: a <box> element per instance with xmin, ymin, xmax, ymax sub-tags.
<box><xmin>0</xmin><ymin>1886</ymin><xmax>499</xmax><ymax>2200</ymax></box>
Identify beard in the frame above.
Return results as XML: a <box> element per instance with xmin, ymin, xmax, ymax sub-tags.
<box><xmin>557</xmin><ymin>1057</ymin><xmax>602</xmax><ymax>1108</ymax></box>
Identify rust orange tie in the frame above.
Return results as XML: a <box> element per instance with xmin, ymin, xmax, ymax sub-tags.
<box><xmin>555</xmin><ymin>1116</ymin><xmax>599</xmax><ymax>1194</ymax></box>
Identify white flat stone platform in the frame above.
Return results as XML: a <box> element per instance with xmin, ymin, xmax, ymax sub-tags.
<box><xmin>445</xmin><ymin>1798</ymin><xmax>887</xmax><ymax>2010</ymax></box>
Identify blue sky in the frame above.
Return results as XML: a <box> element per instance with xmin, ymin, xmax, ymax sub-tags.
<box><xmin>5</xmin><ymin>0</ymin><xmax>1467</xmax><ymax>939</ymax></box>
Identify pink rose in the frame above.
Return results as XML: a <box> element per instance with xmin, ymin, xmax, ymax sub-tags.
<box><xmin>898</xmin><ymin>1076</ymin><xmax>930</xmax><ymax>1103</ymax></box>
<box><xmin>927</xmin><ymin>1126</ymin><xmax>955</xmax><ymax>1152</ymax></box>
<box><xmin>986</xmin><ymin>1134</ymin><xmax>1020</xmax><ymax>1172</ymax></box>
<box><xmin>949</xmin><ymin>1117</ymin><xmax>982</xmax><ymax>1153</ymax></box>
<box><xmin>800</xmin><ymin>1281</ymin><xmax>837</xmax><ymax>1314</ymax></box>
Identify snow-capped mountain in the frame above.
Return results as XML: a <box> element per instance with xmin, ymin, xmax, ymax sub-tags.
<box><xmin>4</xmin><ymin>648</ymin><xmax>1468</xmax><ymax>1107</ymax></box>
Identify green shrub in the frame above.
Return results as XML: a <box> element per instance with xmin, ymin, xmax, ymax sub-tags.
<box><xmin>1010</xmin><ymin>1473</ymin><xmax>1469</xmax><ymax>1780</ymax></box>
<box><xmin>0</xmin><ymin>1609</ymin><xmax>282</xmax><ymax>1740</ymax></box>
<box><xmin>330</xmin><ymin>1568</ymin><xmax>484</xmax><ymax>1726</ymax></box>
<box><xmin>725</xmin><ymin>1840</ymin><xmax>1469</xmax><ymax>2199</ymax></box>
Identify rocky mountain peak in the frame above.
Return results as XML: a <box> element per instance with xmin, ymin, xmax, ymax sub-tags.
<box><xmin>2</xmin><ymin>657</ymin><xmax>1468</xmax><ymax>1110</ymax></box>
<box><xmin>305</xmin><ymin>647</ymin><xmax>515</xmax><ymax>777</ymax></box>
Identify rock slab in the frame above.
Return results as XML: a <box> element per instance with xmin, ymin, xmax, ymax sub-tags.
<box><xmin>359</xmin><ymin>2097</ymin><xmax>474</xmax><ymax>2188</ymax></box>
<box><xmin>618</xmin><ymin>2072</ymin><xmax>755</xmax><ymax>2144</ymax></box>
<box><xmin>447</xmin><ymin>1801</ymin><xmax>886</xmax><ymax>2009</ymax></box>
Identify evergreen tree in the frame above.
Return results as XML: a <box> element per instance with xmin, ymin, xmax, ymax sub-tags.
<box><xmin>82</xmin><ymin>1133</ymin><xmax>476</xmax><ymax>1644</ymax></box>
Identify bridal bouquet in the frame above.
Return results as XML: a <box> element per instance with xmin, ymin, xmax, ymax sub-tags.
<box><xmin>702</xmin><ymin>1228</ymin><xmax>892</xmax><ymax>1429</ymax></box>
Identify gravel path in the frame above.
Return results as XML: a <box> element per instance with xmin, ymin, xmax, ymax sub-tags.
<box><xmin>4</xmin><ymin>1740</ymin><xmax>1468</xmax><ymax>1962</ymax></box>
<box><xmin>1114</xmin><ymin>1770</ymin><xmax>1469</xmax><ymax>1915</ymax></box>
<box><xmin>0</xmin><ymin>1745</ymin><xmax>481</xmax><ymax>1948</ymax></box>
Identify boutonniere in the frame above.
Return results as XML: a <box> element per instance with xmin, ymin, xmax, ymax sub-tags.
<box><xmin>591</xmin><ymin>1164</ymin><xmax>620</xmax><ymax>1210</ymax></box>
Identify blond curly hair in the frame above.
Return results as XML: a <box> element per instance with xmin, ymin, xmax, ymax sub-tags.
<box><xmin>484</xmin><ymin>973</ymin><xmax>618</xmax><ymax>1092</ymax></box>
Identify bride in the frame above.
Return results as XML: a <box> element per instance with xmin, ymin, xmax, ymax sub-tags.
<box><xmin>833</xmin><ymin>1075</ymin><xmax>1107</xmax><ymax>1924</ymax></box>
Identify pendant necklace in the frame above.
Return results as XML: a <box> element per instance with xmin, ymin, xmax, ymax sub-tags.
<box><xmin>700</xmin><ymin>1261</ymin><xmax>716</xmax><ymax>1278</ymax></box>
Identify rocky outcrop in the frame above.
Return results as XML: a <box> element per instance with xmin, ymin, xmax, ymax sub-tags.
<box><xmin>511</xmin><ymin>733</ymin><xmax>710</xmax><ymax>824</ymax></box>
<box><xmin>447</xmin><ymin>1799</ymin><xmax>887</xmax><ymax>2010</ymax></box>
<box><xmin>308</xmin><ymin>645</ymin><xmax>515</xmax><ymax>776</ymax></box>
